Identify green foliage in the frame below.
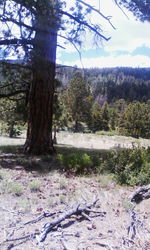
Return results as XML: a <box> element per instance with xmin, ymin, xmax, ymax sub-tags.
<box><xmin>29</xmin><ymin>180</ymin><xmax>41</xmax><ymax>192</ymax></box>
<box><xmin>57</xmin><ymin>153</ymin><xmax>93</xmax><ymax>174</ymax></box>
<box><xmin>88</xmin><ymin>102</ymin><xmax>109</xmax><ymax>132</ymax></box>
<box><xmin>0</xmin><ymin>98</ymin><xmax>26</xmax><ymax>137</ymax></box>
<box><xmin>119</xmin><ymin>102</ymin><xmax>150</xmax><ymax>138</ymax></box>
<box><xmin>0</xmin><ymin>181</ymin><xmax>23</xmax><ymax>195</ymax></box>
<box><xmin>111</xmin><ymin>148</ymin><xmax>150</xmax><ymax>186</ymax></box>
<box><xmin>57</xmin><ymin>146</ymin><xmax>150</xmax><ymax>186</ymax></box>
<box><xmin>62</xmin><ymin>72</ymin><xmax>93</xmax><ymax>132</ymax></box>
<box><xmin>58</xmin><ymin>67</ymin><xmax>150</xmax><ymax>104</ymax></box>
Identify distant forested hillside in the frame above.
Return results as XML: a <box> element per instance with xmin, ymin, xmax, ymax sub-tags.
<box><xmin>56</xmin><ymin>66</ymin><xmax>150</xmax><ymax>103</ymax></box>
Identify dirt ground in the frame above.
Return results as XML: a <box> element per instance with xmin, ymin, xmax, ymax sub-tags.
<box><xmin>0</xmin><ymin>161</ymin><xmax>149</xmax><ymax>250</ymax></box>
<box><xmin>0</xmin><ymin>134</ymin><xmax>150</xmax><ymax>249</ymax></box>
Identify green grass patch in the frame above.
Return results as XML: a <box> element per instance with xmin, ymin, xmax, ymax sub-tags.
<box><xmin>0</xmin><ymin>145</ymin><xmax>22</xmax><ymax>154</ymax></box>
<box><xmin>29</xmin><ymin>180</ymin><xmax>41</xmax><ymax>192</ymax></box>
<box><xmin>0</xmin><ymin>181</ymin><xmax>23</xmax><ymax>195</ymax></box>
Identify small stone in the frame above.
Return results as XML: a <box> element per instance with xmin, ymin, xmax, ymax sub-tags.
<box><xmin>98</xmin><ymin>233</ymin><xmax>103</xmax><ymax>237</ymax></box>
<box><xmin>87</xmin><ymin>225</ymin><xmax>92</xmax><ymax>230</ymax></box>
<box><xmin>75</xmin><ymin>232</ymin><xmax>80</xmax><ymax>237</ymax></box>
<box><xmin>37</xmin><ymin>207</ymin><xmax>43</xmax><ymax>212</ymax></box>
<box><xmin>107</xmin><ymin>230</ymin><xmax>113</xmax><ymax>233</ymax></box>
<box><xmin>92</xmin><ymin>223</ymin><xmax>97</xmax><ymax>229</ymax></box>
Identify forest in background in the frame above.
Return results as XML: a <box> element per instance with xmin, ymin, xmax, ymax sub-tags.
<box><xmin>1</xmin><ymin>65</ymin><xmax>150</xmax><ymax>139</ymax></box>
<box><xmin>55</xmin><ymin>66</ymin><xmax>150</xmax><ymax>138</ymax></box>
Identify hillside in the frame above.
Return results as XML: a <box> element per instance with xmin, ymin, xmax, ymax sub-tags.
<box><xmin>56</xmin><ymin>66</ymin><xmax>150</xmax><ymax>103</ymax></box>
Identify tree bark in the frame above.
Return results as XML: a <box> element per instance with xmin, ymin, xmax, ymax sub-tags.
<box><xmin>24</xmin><ymin>4</ymin><xmax>58</xmax><ymax>155</ymax></box>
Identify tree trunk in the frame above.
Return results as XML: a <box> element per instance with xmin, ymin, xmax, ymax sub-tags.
<box><xmin>53</xmin><ymin>125</ymin><xmax>57</xmax><ymax>144</ymax></box>
<box><xmin>74</xmin><ymin>120</ymin><xmax>79</xmax><ymax>132</ymax></box>
<box><xmin>9</xmin><ymin>121</ymin><xmax>15</xmax><ymax>138</ymax></box>
<box><xmin>24</xmin><ymin>6</ymin><xmax>58</xmax><ymax>155</ymax></box>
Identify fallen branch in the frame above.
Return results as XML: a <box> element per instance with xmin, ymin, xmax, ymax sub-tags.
<box><xmin>129</xmin><ymin>184</ymin><xmax>150</xmax><ymax>203</ymax></box>
<box><xmin>36</xmin><ymin>198</ymin><xmax>99</xmax><ymax>242</ymax></box>
<box><xmin>127</xmin><ymin>210</ymin><xmax>143</xmax><ymax>240</ymax></box>
<box><xmin>24</xmin><ymin>211</ymin><xmax>58</xmax><ymax>225</ymax></box>
<box><xmin>1</xmin><ymin>198</ymin><xmax>104</xmax><ymax>249</ymax></box>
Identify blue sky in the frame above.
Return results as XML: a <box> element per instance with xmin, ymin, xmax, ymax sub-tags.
<box><xmin>57</xmin><ymin>0</ymin><xmax>150</xmax><ymax>68</ymax></box>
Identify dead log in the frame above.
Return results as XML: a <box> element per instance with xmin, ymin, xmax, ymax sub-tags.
<box><xmin>36</xmin><ymin>198</ymin><xmax>101</xmax><ymax>242</ymax></box>
<box><xmin>129</xmin><ymin>184</ymin><xmax>150</xmax><ymax>203</ymax></box>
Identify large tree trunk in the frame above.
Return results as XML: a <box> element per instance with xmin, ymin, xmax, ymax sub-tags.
<box><xmin>24</xmin><ymin>4</ymin><xmax>58</xmax><ymax>155</ymax></box>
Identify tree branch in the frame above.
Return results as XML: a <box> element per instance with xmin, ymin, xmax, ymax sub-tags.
<box><xmin>0</xmin><ymin>38</ymin><xmax>33</xmax><ymax>46</ymax></box>
<box><xmin>13</xmin><ymin>0</ymin><xmax>36</xmax><ymax>14</ymax></box>
<box><xmin>77</xmin><ymin>0</ymin><xmax>116</xmax><ymax>29</ymax></box>
<box><xmin>0</xmin><ymin>60</ymin><xmax>32</xmax><ymax>70</ymax></box>
<box><xmin>0</xmin><ymin>90</ymin><xmax>26</xmax><ymax>98</ymax></box>
<box><xmin>37</xmin><ymin>198</ymin><xmax>99</xmax><ymax>242</ymax></box>
<box><xmin>60</xmin><ymin>10</ymin><xmax>111</xmax><ymax>41</ymax></box>
<box><xmin>0</xmin><ymin>16</ymin><xmax>35</xmax><ymax>31</ymax></box>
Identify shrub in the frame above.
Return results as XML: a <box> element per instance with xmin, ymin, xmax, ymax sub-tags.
<box><xmin>113</xmin><ymin>148</ymin><xmax>150</xmax><ymax>185</ymax></box>
<box><xmin>57</xmin><ymin>153</ymin><xmax>93</xmax><ymax>174</ymax></box>
<box><xmin>57</xmin><ymin>147</ymin><xmax>150</xmax><ymax>186</ymax></box>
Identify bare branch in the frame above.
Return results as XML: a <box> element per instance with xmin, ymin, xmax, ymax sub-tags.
<box><xmin>114</xmin><ymin>0</ymin><xmax>129</xmax><ymax>19</ymax></box>
<box><xmin>77</xmin><ymin>0</ymin><xmax>116</xmax><ymax>29</ymax></box>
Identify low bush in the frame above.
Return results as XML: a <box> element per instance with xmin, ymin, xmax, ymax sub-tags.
<box><xmin>57</xmin><ymin>153</ymin><xmax>93</xmax><ymax>174</ymax></box>
<box><xmin>113</xmin><ymin>148</ymin><xmax>150</xmax><ymax>185</ymax></box>
<box><xmin>57</xmin><ymin>147</ymin><xmax>150</xmax><ymax>185</ymax></box>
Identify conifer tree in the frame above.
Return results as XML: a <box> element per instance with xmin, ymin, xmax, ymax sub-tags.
<box><xmin>63</xmin><ymin>71</ymin><xmax>93</xmax><ymax>132</ymax></box>
<box><xmin>118</xmin><ymin>101</ymin><xmax>150</xmax><ymax>138</ymax></box>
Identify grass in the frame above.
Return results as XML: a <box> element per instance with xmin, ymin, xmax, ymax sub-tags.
<box><xmin>97</xmin><ymin>174</ymin><xmax>115</xmax><ymax>188</ymax></box>
<box><xmin>122</xmin><ymin>200</ymin><xmax>135</xmax><ymax>212</ymax></box>
<box><xmin>59</xmin><ymin>177</ymin><xmax>67</xmax><ymax>189</ymax></box>
<box><xmin>0</xmin><ymin>181</ymin><xmax>23</xmax><ymax>195</ymax></box>
<box><xmin>29</xmin><ymin>180</ymin><xmax>41</xmax><ymax>192</ymax></box>
<box><xmin>95</xmin><ymin>130</ymin><xmax>119</xmax><ymax>136</ymax></box>
<box><xmin>0</xmin><ymin>169</ymin><xmax>8</xmax><ymax>180</ymax></box>
<box><xmin>17</xmin><ymin>199</ymin><xmax>31</xmax><ymax>212</ymax></box>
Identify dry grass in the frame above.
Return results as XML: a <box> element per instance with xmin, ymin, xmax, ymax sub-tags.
<box><xmin>0</xmin><ymin>131</ymin><xmax>150</xmax><ymax>150</ymax></box>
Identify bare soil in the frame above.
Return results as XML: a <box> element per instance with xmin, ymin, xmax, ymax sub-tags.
<box><xmin>0</xmin><ymin>135</ymin><xmax>150</xmax><ymax>249</ymax></box>
<box><xmin>0</xmin><ymin>162</ymin><xmax>149</xmax><ymax>249</ymax></box>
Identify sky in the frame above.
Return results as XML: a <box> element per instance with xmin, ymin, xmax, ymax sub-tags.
<box><xmin>57</xmin><ymin>0</ymin><xmax>150</xmax><ymax>68</ymax></box>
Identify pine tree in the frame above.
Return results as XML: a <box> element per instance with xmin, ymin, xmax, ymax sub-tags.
<box><xmin>63</xmin><ymin>72</ymin><xmax>93</xmax><ymax>132</ymax></box>
<box><xmin>118</xmin><ymin>101</ymin><xmax>150</xmax><ymax>138</ymax></box>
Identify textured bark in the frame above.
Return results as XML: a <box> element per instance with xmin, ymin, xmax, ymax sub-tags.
<box><xmin>24</xmin><ymin>4</ymin><xmax>58</xmax><ymax>155</ymax></box>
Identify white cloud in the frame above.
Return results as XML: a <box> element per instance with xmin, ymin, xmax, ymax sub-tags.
<box><xmin>59</xmin><ymin>0</ymin><xmax>150</xmax><ymax>54</ymax></box>
<box><xmin>61</xmin><ymin>54</ymin><xmax>150</xmax><ymax>68</ymax></box>
<box><xmin>58</xmin><ymin>0</ymin><xmax>150</xmax><ymax>67</ymax></box>
<box><xmin>104</xmin><ymin>18</ymin><xmax>150</xmax><ymax>52</ymax></box>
